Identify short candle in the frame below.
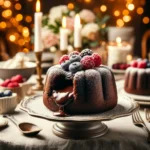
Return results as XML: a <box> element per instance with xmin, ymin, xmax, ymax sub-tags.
<box><xmin>107</xmin><ymin>37</ymin><xmax>132</xmax><ymax>67</ymax></box>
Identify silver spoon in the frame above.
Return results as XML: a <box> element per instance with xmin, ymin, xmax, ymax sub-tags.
<box><xmin>4</xmin><ymin>115</ymin><xmax>42</xmax><ymax>136</ymax></box>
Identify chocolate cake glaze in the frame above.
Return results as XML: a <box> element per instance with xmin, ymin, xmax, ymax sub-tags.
<box><xmin>43</xmin><ymin>65</ymin><xmax>118</xmax><ymax>115</ymax></box>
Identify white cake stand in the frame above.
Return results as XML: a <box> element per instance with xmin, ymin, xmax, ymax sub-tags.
<box><xmin>20</xmin><ymin>95</ymin><xmax>139</xmax><ymax>139</ymax></box>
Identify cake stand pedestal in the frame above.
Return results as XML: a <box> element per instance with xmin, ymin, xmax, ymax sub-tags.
<box><xmin>53</xmin><ymin>121</ymin><xmax>108</xmax><ymax>139</ymax></box>
<box><xmin>20</xmin><ymin>95</ymin><xmax>139</xmax><ymax>139</ymax></box>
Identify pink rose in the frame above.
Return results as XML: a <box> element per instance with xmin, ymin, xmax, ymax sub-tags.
<box><xmin>66</xmin><ymin>17</ymin><xmax>74</xmax><ymax>30</ymax></box>
<box><xmin>42</xmin><ymin>32</ymin><xmax>59</xmax><ymax>48</ymax></box>
<box><xmin>79</xmin><ymin>9</ymin><xmax>96</xmax><ymax>23</ymax></box>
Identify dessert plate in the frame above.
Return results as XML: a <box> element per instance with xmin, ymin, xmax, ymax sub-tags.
<box><xmin>20</xmin><ymin>95</ymin><xmax>138</xmax><ymax>139</ymax></box>
<box><xmin>117</xmin><ymin>80</ymin><xmax>150</xmax><ymax>105</ymax></box>
<box><xmin>20</xmin><ymin>95</ymin><xmax>138</xmax><ymax>122</ymax></box>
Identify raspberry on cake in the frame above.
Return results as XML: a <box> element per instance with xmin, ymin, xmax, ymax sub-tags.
<box><xmin>59</xmin><ymin>55</ymin><xmax>69</xmax><ymax>64</ymax></box>
<box><xmin>81</xmin><ymin>55</ymin><xmax>95</xmax><ymax>69</ymax></box>
<box><xmin>43</xmin><ymin>49</ymin><xmax>118</xmax><ymax>116</ymax></box>
<box><xmin>92</xmin><ymin>53</ymin><xmax>102</xmax><ymax>67</ymax></box>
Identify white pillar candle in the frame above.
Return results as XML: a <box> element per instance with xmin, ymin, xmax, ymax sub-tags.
<box><xmin>34</xmin><ymin>0</ymin><xmax>43</xmax><ymax>52</ymax></box>
<box><xmin>107</xmin><ymin>37</ymin><xmax>132</xmax><ymax>67</ymax></box>
<box><xmin>74</xmin><ymin>14</ymin><xmax>82</xmax><ymax>49</ymax></box>
<box><xmin>60</xmin><ymin>16</ymin><xmax>68</xmax><ymax>51</ymax></box>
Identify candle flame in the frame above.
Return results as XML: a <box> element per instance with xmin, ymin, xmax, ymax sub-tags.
<box><xmin>75</xmin><ymin>14</ymin><xmax>81</xmax><ymax>26</ymax></box>
<box><xmin>36</xmin><ymin>0</ymin><xmax>40</xmax><ymax>12</ymax></box>
<box><xmin>126</xmin><ymin>55</ymin><xmax>132</xmax><ymax>62</ymax></box>
<box><xmin>62</xmin><ymin>16</ymin><xmax>66</xmax><ymax>28</ymax></box>
<box><xmin>116</xmin><ymin>37</ymin><xmax>122</xmax><ymax>43</ymax></box>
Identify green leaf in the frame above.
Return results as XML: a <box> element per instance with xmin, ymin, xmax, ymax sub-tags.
<box><xmin>89</xmin><ymin>41</ymin><xmax>99</xmax><ymax>48</ymax></box>
<box><xmin>55</xmin><ymin>20</ymin><xmax>61</xmax><ymax>27</ymax></box>
<box><xmin>42</xmin><ymin>16</ymin><xmax>49</xmax><ymax>26</ymax></box>
<box><xmin>99</xmin><ymin>15</ymin><xmax>111</xmax><ymax>25</ymax></box>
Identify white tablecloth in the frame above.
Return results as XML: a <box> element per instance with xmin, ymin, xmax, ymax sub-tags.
<box><xmin>0</xmin><ymin>107</ymin><xmax>150</xmax><ymax>150</ymax></box>
<box><xmin>0</xmin><ymin>76</ymin><xmax>150</xmax><ymax>150</ymax></box>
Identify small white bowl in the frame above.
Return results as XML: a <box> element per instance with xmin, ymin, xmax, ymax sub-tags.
<box><xmin>0</xmin><ymin>83</ymin><xmax>32</xmax><ymax>103</ymax></box>
<box><xmin>0</xmin><ymin>93</ymin><xmax>17</xmax><ymax>114</ymax></box>
<box><xmin>0</xmin><ymin>61</ymin><xmax>36</xmax><ymax>80</ymax></box>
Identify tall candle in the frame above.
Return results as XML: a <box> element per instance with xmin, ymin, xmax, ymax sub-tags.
<box><xmin>60</xmin><ymin>16</ymin><xmax>68</xmax><ymax>51</ymax></box>
<box><xmin>34</xmin><ymin>0</ymin><xmax>43</xmax><ymax>52</ymax></box>
<box><xmin>107</xmin><ymin>37</ymin><xmax>132</xmax><ymax>67</ymax></box>
<box><xmin>74</xmin><ymin>14</ymin><xmax>82</xmax><ymax>49</ymax></box>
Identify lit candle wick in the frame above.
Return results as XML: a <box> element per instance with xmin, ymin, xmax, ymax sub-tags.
<box><xmin>62</xmin><ymin>16</ymin><xmax>66</xmax><ymax>29</ymax></box>
<box><xmin>116</xmin><ymin>37</ymin><xmax>122</xmax><ymax>46</ymax></box>
<box><xmin>75</xmin><ymin>14</ymin><xmax>81</xmax><ymax>26</ymax></box>
<box><xmin>36</xmin><ymin>0</ymin><xmax>40</xmax><ymax>12</ymax></box>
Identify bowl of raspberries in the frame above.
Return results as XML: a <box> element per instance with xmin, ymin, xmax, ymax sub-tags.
<box><xmin>0</xmin><ymin>90</ymin><xmax>17</xmax><ymax>114</ymax></box>
<box><xmin>0</xmin><ymin>74</ymin><xmax>32</xmax><ymax>103</ymax></box>
<box><xmin>59</xmin><ymin>49</ymin><xmax>102</xmax><ymax>74</ymax></box>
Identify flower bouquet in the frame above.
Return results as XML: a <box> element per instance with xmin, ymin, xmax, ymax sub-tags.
<box><xmin>41</xmin><ymin>5</ymin><xmax>110</xmax><ymax>52</ymax></box>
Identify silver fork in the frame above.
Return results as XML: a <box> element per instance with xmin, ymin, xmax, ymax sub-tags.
<box><xmin>145</xmin><ymin>109</ymin><xmax>150</xmax><ymax>122</ymax></box>
<box><xmin>132</xmin><ymin>110</ymin><xmax>150</xmax><ymax>143</ymax></box>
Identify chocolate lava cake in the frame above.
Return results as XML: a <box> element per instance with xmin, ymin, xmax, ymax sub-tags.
<box><xmin>124</xmin><ymin>59</ymin><xmax>150</xmax><ymax>95</ymax></box>
<box><xmin>43</xmin><ymin>49</ymin><xmax>118</xmax><ymax>116</ymax></box>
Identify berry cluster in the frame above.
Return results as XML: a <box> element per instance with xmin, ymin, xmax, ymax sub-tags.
<box><xmin>131</xmin><ymin>59</ymin><xmax>150</xmax><ymax>69</ymax></box>
<box><xmin>0</xmin><ymin>90</ymin><xmax>12</xmax><ymax>97</ymax></box>
<box><xmin>112</xmin><ymin>63</ymin><xmax>130</xmax><ymax>70</ymax></box>
<box><xmin>59</xmin><ymin>49</ymin><xmax>102</xmax><ymax>74</ymax></box>
<box><xmin>0</xmin><ymin>75</ymin><xmax>24</xmax><ymax>88</ymax></box>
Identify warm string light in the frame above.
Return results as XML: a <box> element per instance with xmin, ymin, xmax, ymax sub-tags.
<box><xmin>0</xmin><ymin>0</ymin><xmax>148</xmax><ymax>52</ymax></box>
<box><xmin>143</xmin><ymin>17</ymin><xmax>149</xmax><ymax>24</ymax></box>
<box><xmin>15</xmin><ymin>3</ymin><xmax>22</xmax><ymax>10</ymax></box>
<box><xmin>25</xmin><ymin>16</ymin><xmax>32</xmax><ymax>23</ymax></box>
<box><xmin>100</xmin><ymin>5</ymin><xmax>107</xmax><ymax>12</ymax></box>
<box><xmin>67</xmin><ymin>3</ymin><xmax>74</xmax><ymax>10</ymax></box>
<box><xmin>15</xmin><ymin>14</ymin><xmax>23</xmax><ymax>21</ymax></box>
<box><xmin>84</xmin><ymin>0</ymin><xmax>91</xmax><ymax>3</ymax></box>
<box><xmin>123</xmin><ymin>15</ymin><xmax>131</xmax><ymax>22</ymax></box>
<box><xmin>137</xmin><ymin>7</ymin><xmax>144</xmax><ymax>15</ymax></box>
<box><xmin>0</xmin><ymin>0</ymin><xmax>4</xmax><ymax>5</ymax></box>
<box><xmin>122</xmin><ymin>9</ymin><xmax>129</xmax><ymax>16</ymax></box>
<box><xmin>114</xmin><ymin>10</ymin><xmax>120</xmax><ymax>17</ymax></box>
<box><xmin>0</xmin><ymin>0</ymin><xmax>33</xmax><ymax>52</ymax></box>
<box><xmin>127</xmin><ymin>3</ymin><xmax>135</xmax><ymax>11</ymax></box>
<box><xmin>116</xmin><ymin>19</ymin><xmax>124</xmax><ymax>27</ymax></box>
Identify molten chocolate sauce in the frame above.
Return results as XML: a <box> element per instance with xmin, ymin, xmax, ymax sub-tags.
<box><xmin>51</xmin><ymin>86</ymin><xmax>74</xmax><ymax>117</ymax></box>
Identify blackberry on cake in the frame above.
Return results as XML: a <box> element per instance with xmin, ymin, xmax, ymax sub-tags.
<box><xmin>80</xmin><ymin>49</ymin><xmax>93</xmax><ymax>57</ymax></box>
